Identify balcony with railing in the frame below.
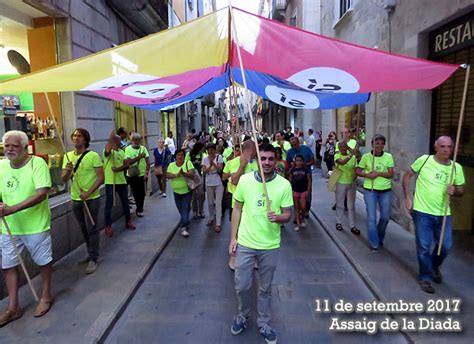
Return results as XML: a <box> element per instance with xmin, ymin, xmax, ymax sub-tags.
<box><xmin>272</xmin><ymin>0</ymin><xmax>288</xmax><ymax>21</ymax></box>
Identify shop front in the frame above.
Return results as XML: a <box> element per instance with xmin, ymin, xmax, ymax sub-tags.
<box><xmin>0</xmin><ymin>8</ymin><xmax>64</xmax><ymax>196</ymax></box>
<box><xmin>430</xmin><ymin>10</ymin><xmax>474</xmax><ymax>231</ymax></box>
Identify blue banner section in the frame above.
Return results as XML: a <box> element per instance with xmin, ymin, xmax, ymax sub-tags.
<box><xmin>231</xmin><ymin>69</ymin><xmax>370</xmax><ymax>109</ymax></box>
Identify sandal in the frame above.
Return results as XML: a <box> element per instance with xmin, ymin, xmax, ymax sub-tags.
<box><xmin>351</xmin><ymin>227</ymin><xmax>361</xmax><ymax>236</ymax></box>
<box><xmin>0</xmin><ymin>308</ymin><xmax>23</xmax><ymax>327</ymax></box>
<box><xmin>34</xmin><ymin>298</ymin><xmax>53</xmax><ymax>318</ymax></box>
<box><xmin>336</xmin><ymin>223</ymin><xmax>343</xmax><ymax>231</ymax></box>
<box><xmin>215</xmin><ymin>225</ymin><xmax>222</xmax><ymax>233</ymax></box>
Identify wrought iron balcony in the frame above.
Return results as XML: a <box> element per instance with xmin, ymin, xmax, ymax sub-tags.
<box><xmin>275</xmin><ymin>0</ymin><xmax>288</xmax><ymax>10</ymax></box>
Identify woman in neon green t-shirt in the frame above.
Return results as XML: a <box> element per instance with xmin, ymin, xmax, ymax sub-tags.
<box><xmin>355</xmin><ymin>134</ymin><xmax>395</xmax><ymax>251</ymax></box>
<box><xmin>166</xmin><ymin>149</ymin><xmax>195</xmax><ymax>237</ymax></box>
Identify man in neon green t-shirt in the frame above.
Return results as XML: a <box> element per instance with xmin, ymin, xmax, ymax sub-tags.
<box><xmin>229</xmin><ymin>143</ymin><xmax>293</xmax><ymax>343</ymax></box>
<box><xmin>334</xmin><ymin>140</ymin><xmax>358</xmax><ymax>234</ymax></box>
<box><xmin>402</xmin><ymin>136</ymin><xmax>465</xmax><ymax>294</ymax></box>
<box><xmin>62</xmin><ymin>128</ymin><xmax>104</xmax><ymax>274</ymax></box>
<box><xmin>0</xmin><ymin>131</ymin><xmax>53</xmax><ymax>324</ymax></box>
<box><xmin>222</xmin><ymin>140</ymin><xmax>258</xmax><ymax>271</ymax></box>
<box><xmin>103</xmin><ymin>132</ymin><xmax>138</xmax><ymax>237</ymax></box>
<box><xmin>355</xmin><ymin>134</ymin><xmax>394</xmax><ymax>252</ymax></box>
<box><xmin>271</xmin><ymin>131</ymin><xmax>291</xmax><ymax>160</ymax></box>
<box><xmin>125</xmin><ymin>133</ymin><xmax>150</xmax><ymax>218</ymax></box>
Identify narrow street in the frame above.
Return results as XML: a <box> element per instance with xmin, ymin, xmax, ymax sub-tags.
<box><xmin>104</xmin><ymin>192</ymin><xmax>406</xmax><ymax>344</ymax></box>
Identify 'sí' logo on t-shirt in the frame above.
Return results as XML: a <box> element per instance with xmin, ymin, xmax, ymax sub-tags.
<box><xmin>4</xmin><ymin>176</ymin><xmax>19</xmax><ymax>192</ymax></box>
<box><xmin>255</xmin><ymin>193</ymin><xmax>272</xmax><ymax>209</ymax></box>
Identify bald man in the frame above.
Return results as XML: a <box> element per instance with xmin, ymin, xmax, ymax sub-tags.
<box><xmin>403</xmin><ymin>136</ymin><xmax>465</xmax><ymax>294</ymax></box>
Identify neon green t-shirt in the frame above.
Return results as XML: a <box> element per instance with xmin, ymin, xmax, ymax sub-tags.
<box><xmin>0</xmin><ymin>157</ymin><xmax>51</xmax><ymax>235</ymax></box>
<box><xmin>411</xmin><ymin>155</ymin><xmax>465</xmax><ymax>216</ymax></box>
<box><xmin>358</xmin><ymin>152</ymin><xmax>394</xmax><ymax>190</ymax></box>
<box><xmin>272</xmin><ymin>140</ymin><xmax>291</xmax><ymax>160</ymax></box>
<box><xmin>103</xmin><ymin>149</ymin><xmax>127</xmax><ymax>185</ymax></box>
<box><xmin>223</xmin><ymin>157</ymin><xmax>258</xmax><ymax>194</ymax></box>
<box><xmin>167</xmin><ymin>160</ymin><xmax>194</xmax><ymax>194</ymax></box>
<box><xmin>63</xmin><ymin>150</ymin><xmax>103</xmax><ymax>201</ymax></box>
<box><xmin>334</xmin><ymin>152</ymin><xmax>356</xmax><ymax>184</ymax></box>
<box><xmin>125</xmin><ymin>145</ymin><xmax>149</xmax><ymax>177</ymax></box>
<box><xmin>234</xmin><ymin>173</ymin><xmax>293</xmax><ymax>250</ymax></box>
<box><xmin>336</xmin><ymin>138</ymin><xmax>357</xmax><ymax>153</ymax></box>
<box><xmin>223</xmin><ymin>147</ymin><xmax>233</xmax><ymax>162</ymax></box>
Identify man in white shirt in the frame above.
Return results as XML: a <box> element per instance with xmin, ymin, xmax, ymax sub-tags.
<box><xmin>306</xmin><ymin>129</ymin><xmax>316</xmax><ymax>152</ymax></box>
<box><xmin>165</xmin><ymin>131</ymin><xmax>176</xmax><ymax>156</ymax></box>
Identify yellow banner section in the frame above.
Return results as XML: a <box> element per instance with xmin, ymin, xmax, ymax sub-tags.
<box><xmin>0</xmin><ymin>9</ymin><xmax>229</xmax><ymax>93</ymax></box>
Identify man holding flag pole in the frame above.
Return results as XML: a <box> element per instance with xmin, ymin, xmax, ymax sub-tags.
<box><xmin>403</xmin><ymin>136</ymin><xmax>465</xmax><ymax>294</ymax></box>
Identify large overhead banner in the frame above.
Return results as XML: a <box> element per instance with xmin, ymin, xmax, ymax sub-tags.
<box><xmin>0</xmin><ymin>7</ymin><xmax>459</xmax><ymax>110</ymax></box>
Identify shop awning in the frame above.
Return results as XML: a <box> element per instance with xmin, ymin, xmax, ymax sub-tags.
<box><xmin>0</xmin><ymin>7</ymin><xmax>460</xmax><ymax>110</ymax></box>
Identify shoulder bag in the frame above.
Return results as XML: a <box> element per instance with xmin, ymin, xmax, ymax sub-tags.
<box><xmin>184</xmin><ymin>160</ymin><xmax>202</xmax><ymax>191</ymax></box>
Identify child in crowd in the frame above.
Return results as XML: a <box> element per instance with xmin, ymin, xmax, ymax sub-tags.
<box><xmin>275</xmin><ymin>147</ymin><xmax>288</xmax><ymax>178</ymax></box>
<box><xmin>288</xmin><ymin>155</ymin><xmax>311</xmax><ymax>230</ymax></box>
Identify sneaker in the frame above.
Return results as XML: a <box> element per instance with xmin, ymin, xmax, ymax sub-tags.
<box><xmin>126</xmin><ymin>221</ymin><xmax>136</xmax><ymax>230</ymax></box>
<box><xmin>136</xmin><ymin>211</ymin><xmax>144</xmax><ymax>218</ymax></box>
<box><xmin>104</xmin><ymin>225</ymin><xmax>113</xmax><ymax>237</ymax></box>
<box><xmin>259</xmin><ymin>324</ymin><xmax>277</xmax><ymax>344</ymax></box>
<box><xmin>294</xmin><ymin>226</ymin><xmax>300</xmax><ymax>231</ymax></box>
<box><xmin>432</xmin><ymin>269</ymin><xmax>443</xmax><ymax>284</ymax></box>
<box><xmin>77</xmin><ymin>257</ymin><xmax>91</xmax><ymax>265</ymax></box>
<box><xmin>301</xmin><ymin>221</ymin><xmax>306</xmax><ymax>228</ymax></box>
<box><xmin>419</xmin><ymin>280</ymin><xmax>435</xmax><ymax>294</ymax></box>
<box><xmin>181</xmin><ymin>229</ymin><xmax>190</xmax><ymax>237</ymax></box>
<box><xmin>231</xmin><ymin>314</ymin><xmax>247</xmax><ymax>335</ymax></box>
<box><xmin>85</xmin><ymin>260</ymin><xmax>98</xmax><ymax>274</ymax></box>
<box><xmin>0</xmin><ymin>308</ymin><xmax>23</xmax><ymax>327</ymax></box>
<box><xmin>162</xmin><ymin>193</ymin><xmax>167</xmax><ymax>198</ymax></box>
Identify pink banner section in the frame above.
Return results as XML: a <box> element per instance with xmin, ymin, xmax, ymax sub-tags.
<box><xmin>92</xmin><ymin>66</ymin><xmax>226</xmax><ymax>105</ymax></box>
<box><xmin>230</xmin><ymin>8</ymin><xmax>459</xmax><ymax>93</ymax></box>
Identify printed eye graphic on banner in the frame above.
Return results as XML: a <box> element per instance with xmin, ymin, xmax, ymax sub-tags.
<box><xmin>287</xmin><ymin>67</ymin><xmax>360</xmax><ymax>93</ymax></box>
<box><xmin>121</xmin><ymin>83</ymin><xmax>180</xmax><ymax>99</ymax></box>
<box><xmin>265</xmin><ymin>85</ymin><xmax>320</xmax><ymax>109</ymax></box>
<box><xmin>81</xmin><ymin>74</ymin><xmax>157</xmax><ymax>91</ymax></box>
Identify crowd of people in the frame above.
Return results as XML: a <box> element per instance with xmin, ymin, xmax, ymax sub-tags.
<box><xmin>0</xmin><ymin>123</ymin><xmax>465</xmax><ymax>343</ymax></box>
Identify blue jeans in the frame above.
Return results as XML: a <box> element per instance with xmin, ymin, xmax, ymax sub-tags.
<box><xmin>173</xmin><ymin>192</ymin><xmax>192</xmax><ymax>228</ymax></box>
<box><xmin>104</xmin><ymin>184</ymin><xmax>131</xmax><ymax>226</ymax></box>
<box><xmin>363</xmin><ymin>189</ymin><xmax>392</xmax><ymax>249</ymax></box>
<box><xmin>413</xmin><ymin>210</ymin><xmax>452</xmax><ymax>282</ymax></box>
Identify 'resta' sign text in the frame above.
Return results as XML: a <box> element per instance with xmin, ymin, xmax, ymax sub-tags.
<box><xmin>430</xmin><ymin>11</ymin><xmax>474</xmax><ymax>58</ymax></box>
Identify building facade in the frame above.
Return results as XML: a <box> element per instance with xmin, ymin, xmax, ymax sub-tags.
<box><xmin>317</xmin><ymin>0</ymin><xmax>473</xmax><ymax>231</ymax></box>
<box><xmin>0</xmin><ymin>0</ymin><xmax>168</xmax><ymax>297</ymax></box>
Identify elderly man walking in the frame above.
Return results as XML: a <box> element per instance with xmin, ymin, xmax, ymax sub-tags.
<box><xmin>0</xmin><ymin>130</ymin><xmax>54</xmax><ymax>325</ymax></box>
<box><xmin>403</xmin><ymin>136</ymin><xmax>465</xmax><ymax>294</ymax></box>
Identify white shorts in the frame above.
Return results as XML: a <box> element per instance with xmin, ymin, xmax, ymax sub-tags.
<box><xmin>1</xmin><ymin>231</ymin><xmax>53</xmax><ymax>269</ymax></box>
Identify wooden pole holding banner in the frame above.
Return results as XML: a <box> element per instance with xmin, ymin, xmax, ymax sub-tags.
<box><xmin>1</xmin><ymin>217</ymin><xmax>39</xmax><ymax>302</ymax></box>
<box><xmin>371</xmin><ymin>93</ymin><xmax>378</xmax><ymax>191</ymax></box>
<box><xmin>230</xmin><ymin>6</ymin><xmax>271</xmax><ymax>212</ymax></box>
<box><xmin>112</xmin><ymin>150</ymin><xmax>116</xmax><ymax>207</ymax></box>
<box><xmin>44</xmin><ymin>93</ymin><xmax>96</xmax><ymax>226</ymax></box>
<box><xmin>437</xmin><ymin>64</ymin><xmax>470</xmax><ymax>256</ymax></box>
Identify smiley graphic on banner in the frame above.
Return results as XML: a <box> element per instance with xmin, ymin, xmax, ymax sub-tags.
<box><xmin>264</xmin><ymin>85</ymin><xmax>320</xmax><ymax>109</ymax></box>
<box><xmin>287</xmin><ymin>67</ymin><xmax>360</xmax><ymax>93</ymax></box>
<box><xmin>81</xmin><ymin>74</ymin><xmax>158</xmax><ymax>91</ymax></box>
<box><xmin>121</xmin><ymin>83</ymin><xmax>179</xmax><ymax>99</ymax></box>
